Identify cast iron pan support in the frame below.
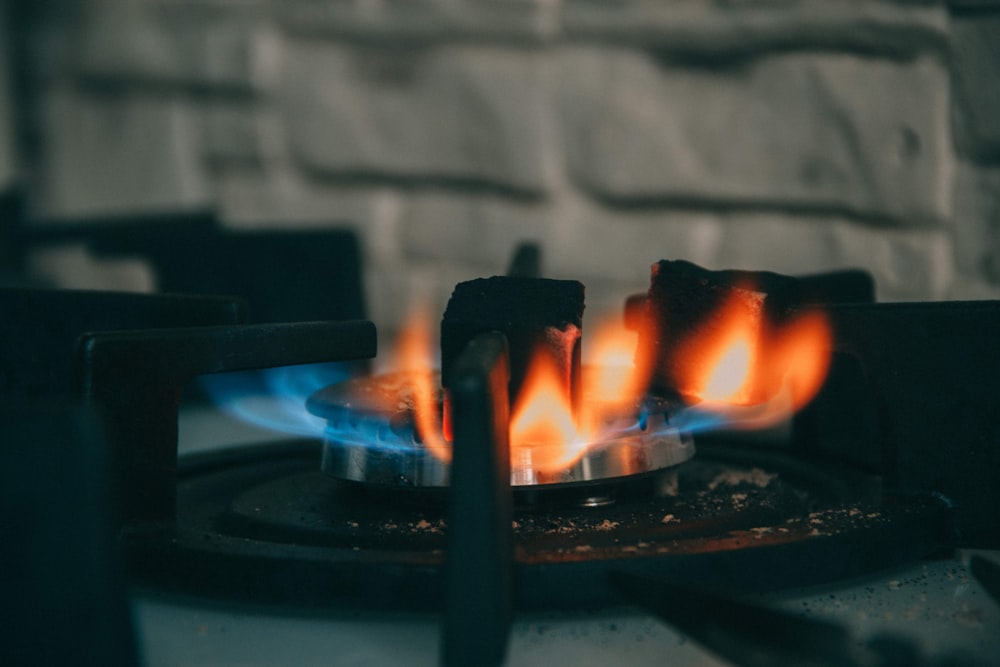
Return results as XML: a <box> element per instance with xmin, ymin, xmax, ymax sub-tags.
<box><xmin>812</xmin><ymin>302</ymin><xmax>1000</xmax><ymax>547</ymax></box>
<box><xmin>2</xmin><ymin>403</ymin><xmax>139</xmax><ymax>667</ymax></box>
<box><xmin>76</xmin><ymin>320</ymin><xmax>377</xmax><ymax>526</ymax></box>
<box><xmin>442</xmin><ymin>332</ymin><xmax>513</xmax><ymax>667</ymax></box>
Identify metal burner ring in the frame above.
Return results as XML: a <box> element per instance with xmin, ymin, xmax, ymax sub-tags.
<box><xmin>307</xmin><ymin>371</ymin><xmax>695</xmax><ymax>489</ymax></box>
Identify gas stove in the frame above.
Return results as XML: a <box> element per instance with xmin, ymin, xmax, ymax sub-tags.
<box><xmin>135</xmin><ymin>404</ymin><xmax>998</xmax><ymax>667</ymax></box>
<box><xmin>2</xmin><ymin>222</ymin><xmax>1000</xmax><ymax>667</ymax></box>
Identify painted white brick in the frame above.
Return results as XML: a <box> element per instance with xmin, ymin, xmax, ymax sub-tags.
<box><xmin>953</xmin><ymin>162</ymin><xmax>1000</xmax><ymax>283</ymax></box>
<box><xmin>280</xmin><ymin>42</ymin><xmax>550</xmax><ymax>192</ymax></box>
<box><xmin>563</xmin><ymin>0</ymin><xmax>947</xmax><ymax>55</ymax></box>
<box><xmin>77</xmin><ymin>2</ymin><xmax>257</xmax><ymax>90</ymax></box>
<box><xmin>365</xmin><ymin>259</ymin><xmax>485</xmax><ymax>342</ymax></box>
<box><xmin>279</xmin><ymin>0</ymin><xmax>947</xmax><ymax>55</ymax></box>
<box><xmin>394</xmin><ymin>191</ymin><xmax>956</xmax><ymax>318</ymax></box>
<box><xmin>14</xmin><ymin>0</ymin><xmax>974</xmax><ymax>315</ymax></box>
<box><xmin>279</xmin><ymin>0</ymin><xmax>557</xmax><ymax>42</ymax></box>
<box><xmin>35</xmin><ymin>87</ymin><xmax>211</xmax><ymax>216</ymax></box>
<box><xmin>951</xmin><ymin>16</ymin><xmax>1000</xmax><ymax>160</ymax></box>
<box><xmin>203</xmin><ymin>105</ymin><xmax>262</xmax><ymax>164</ymax></box>
<box><xmin>544</xmin><ymin>198</ymin><xmax>954</xmax><ymax>300</ymax></box>
<box><xmin>557</xmin><ymin>49</ymin><xmax>951</xmax><ymax>225</ymax></box>
<box><xmin>215</xmin><ymin>169</ymin><xmax>405</xmax><ymax>266</ymax></box>
<box><xmin>945</xmin><ymin>274</ymin><xmax>1000</xmax><ymax>301</ymax></box>
<box><xmin>0</xmin><ymin>5</ymin><xmax>14</xmax><ymax>188</ymax></box>
<box><xmin>400</xmin><ymin>192</ymin><xmax>549</xmax><ymax>271</ymax></box>
<box><xmin>543</xmin><ymin>199</ymin><xmax>724</xmax><ymax>285</ymax></box>
<box><xmin>708</xmin><ymin>214</ymin><xmax>955</xmax><ymax>301</ymax></box>
<box><xmin>217</xmin><ymin>170</ymin><xmax>387</xmax><ymax>225</ymax></box>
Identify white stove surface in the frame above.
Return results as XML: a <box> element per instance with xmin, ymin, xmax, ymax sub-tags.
<box><xmin>134</xmin><ymin>552</ymin><xmax>1000</xmax><ymax>667</ymax></box>
<box><xmin>132</xmin><ymin>407</ymin><xmax>1000</xmax><ymax>667</ymax></box>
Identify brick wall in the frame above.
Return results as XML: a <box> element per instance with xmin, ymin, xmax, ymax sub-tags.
<box><xmin>14</xmin><ymin>0</ymin><xmax>1000</xmax><ymax>332</ymax></box>
<box><xmin>0</xmin><ymin>2</ymin><xmax>15</xmax><ymax>187</ymax></box>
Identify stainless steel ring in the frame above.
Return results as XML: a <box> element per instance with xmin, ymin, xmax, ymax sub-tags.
<box><xmin>309</xmin><ymin>371</ymin><xmax>695</xmax><ymax>489</ymax></box>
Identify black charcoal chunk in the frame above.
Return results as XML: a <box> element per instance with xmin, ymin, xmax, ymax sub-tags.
<box><xmin>640</xmin><ymin>260</ymin><xmax>767</xmax><ymax>398</ymax></box>
<box><xmin>441</xmin><ymin>276</ymin><xmax>584</xmax><ymax>408</ymax></box>
<box><xmin>624</xmin><ymin>293</ymin><xmax>647</xmax><ymax>332</ymax></box>
<box><xmin>625</xmin><ymin>268</ymin><xmax>874</xmax><ymax>331</ymax></box>
<box><xmin>636</xmin><ymin>260</ymin><xmax>874</xmax><ymax>398</ymax></box>
<box><xmin>785</xmin><ymin>269</ymin><xmax>875</xmax><ymax>307</ymax></box>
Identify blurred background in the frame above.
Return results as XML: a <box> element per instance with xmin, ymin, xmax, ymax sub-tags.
<box><xmin>1</xmin><ymin>0</ymin><xmax>999</xmax><ymax>335</ymax></box>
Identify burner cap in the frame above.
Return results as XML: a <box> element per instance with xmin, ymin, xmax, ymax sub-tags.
<box><xmin>307</xmin><ymin>371</ymin><xmax>695</xmax><ymax>490</ymax></box>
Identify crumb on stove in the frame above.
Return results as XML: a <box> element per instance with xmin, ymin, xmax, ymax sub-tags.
<box><xmin>954</xmin><ymin>606</ymin><xmax>983</xmax><ymax>626</ymax></box>
<box><xmin>706</xmin><ymin>467</ymin><xmax>777</xmax><ymax>491</ymax></box>
<box><xmin>661</xmin><ymin>514</ymin><xmax>678</xmax><ymax>524</ymax></box>
<box><xmin>595</xmin><ymin>519</ymin><xmax>619</xmax><ymax>531</ymax></box>
<box><xmin>661</xmin><ymin>475</ymin><xmax>680</xmax><ymax>496</ymax></box>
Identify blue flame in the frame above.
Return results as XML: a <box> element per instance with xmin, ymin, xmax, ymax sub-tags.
<box><xmin>669</xmin><ymin>406</ymin><xmax>732</xmax><ymax>434</ymax></box>
<box><xmin>198</xmin><ymin>362</ymin><xmax>362</xmax><ymax>438</ymax></box>
<box><xmin>312</xmin><ymin>392</ymin><xmax>741</xmax><ymax>458</ymax></box>
<box><xmin>202</xmin><ymin>356</ymin><xmax>780</xmax><ymax>452</ymax></box>
<box><xmin>594</xmin><ymin>402</ymin><xmax>733</xmax><ymax>444</ymax></box>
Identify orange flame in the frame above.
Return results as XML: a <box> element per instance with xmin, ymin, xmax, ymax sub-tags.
<box><xmin>703</xmin><ymin>336</ymin><xmax>752</xmax><ymax>402</ymax></box>
<box><xmin>763</xmin><ymin>311</ymin><xmax>832</xmax><ymax>412</ymax></box>
<box><xmin>696</xmin><ymin>323</ymin><xmax>757</xmax><ymax>405</ymax></box>
<box><xmin>679</xmin><ymin>292</ymin><xmax>832</xmax><ymax>427</ymax></box>
<box><xmin>395</xmin><ymin>305</ymin><xmax>450</xmax><ymax>463</ymax></box>
<box><xmin>510</xmin><ymin>318</ymin><xmax>659</xmax><ymax>475</ymax></box>
<box><xmin>583</xmin><ymin>320</ymin><xmax>647</xmax><ymax>406</ymax></box>
<box><xmin>386</xmin><ymin>288</ymin><xmax>833</xmax><ymax>474</ymax></box>
<box><xmin>510</xmin><ymin>353</ymin><xmax>589</xmax><ymax>474</ymax></box>
<box><xmin>580</xmin><ymin>319</ymin><xmax>653</xmax><ymax>437</ymax></box>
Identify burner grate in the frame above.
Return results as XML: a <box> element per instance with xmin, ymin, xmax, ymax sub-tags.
<box><xmin>120</xmin><ymin>438</ymin><xmax>947</xmax><ymax>611</ymax></box>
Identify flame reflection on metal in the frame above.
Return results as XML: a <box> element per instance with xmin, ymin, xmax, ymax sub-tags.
<box><xmin>307</xmin><ymin>371</ymin><xmax>695</xmax><ymax>488</ymax></box>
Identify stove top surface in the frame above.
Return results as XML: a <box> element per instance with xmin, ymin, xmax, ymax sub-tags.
<box><xmin>153</xmin><ymin>408</ymin><xmax>1000</xmax><ymax>667</ymax></box>
<box><xmin>134</xmin><ymin>550</ymin><xmax>1000</xmax><ymax>667</ymax></box>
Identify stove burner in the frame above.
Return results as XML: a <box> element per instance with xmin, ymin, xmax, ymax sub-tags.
<box><xmin>122</xmin><ymin>439</ymin><xmax>947</xmax><ymax>610</ymax></box>
<box><xmin>307</xmin><ymin>371</ymin><xmax>695</xmax><ymax>490</ymax></box>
